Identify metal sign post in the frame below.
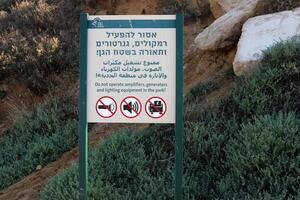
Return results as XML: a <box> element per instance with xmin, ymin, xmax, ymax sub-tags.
<box><xmin>79</xmin><ymin>13</ymin><xmax>88</xmax><ymax>200</ymax></box>
<box><xmin>175</xmin><ymin>12</ymin><xmax>184</xmax><ymax>200</ymax></box>
<box><xmin>79</xmin><ymin>12</ymin><xmax>183</xmax><ymax>200</ymax></box>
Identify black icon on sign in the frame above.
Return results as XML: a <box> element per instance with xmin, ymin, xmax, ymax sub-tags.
<box><xmin>149</xmin><ymin>101</ymin><xmax>163</xmax><ymax>114</ymax></box>
<box><xmin>123</xmin><ymin>101</ymin><xmax>139</xmax><ymax>113</ymax></box>
<box><xmin>98</xmin><ymin>104</ymin><xmax>115</xmax><ymax>111</ymax></box>
<box><xmin>96</xmin><ymin>96</ymin><xmax>117</xmax><ymax>118</ymax></box>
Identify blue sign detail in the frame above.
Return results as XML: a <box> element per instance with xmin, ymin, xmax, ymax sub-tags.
<box><xmin>88</xmin><ymin>19</ymin><xmax>176</xmax><ymax>29</ymax></box>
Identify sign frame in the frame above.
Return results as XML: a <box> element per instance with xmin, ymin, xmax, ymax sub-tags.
<box><xmin>79</xmin><ymin>12</ymin><xmax>183</xmax><ymax>200</ymax></box>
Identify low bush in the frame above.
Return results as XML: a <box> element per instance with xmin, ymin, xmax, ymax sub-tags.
<box><xmin>268</xmin><ymin>0</ymin><xmax>300</xmax><ymax>13</ymax></box>
<box><xmin>159</xmin><ymin>0</ymin><xmax>211</xmax><ymax>21</ymax></box>
<box><xmin>221</xmin><ymin>37</ymin><xmax>300</xmax><ymax>121</ymax></box>
<box><xmin>222</xmin><ymin>113</ymin><xmax>300</xmax><ymax>199</ymax></box>
<box><xmin>185</xmin><ymin>80</ymin><xmax>218</xmax><ymax>104</ymax></box>
<box><xmin>0</xmin><ymin>0</ymin><xmax>80</xmax><ymax>94</ymax></box>
<box><xmin>40</xmin><ymin>38</ymin><xmax>300</xmax><ymax>199</ymax></box>
<box><xmin>184</xmin><ymin>80</ymin><xmax>219</xmax><ymax>121</ymax></box>
<box><xmin>0</xmin><ymin>97</ymin><xmax>78</xmax><ymax>189</ymax></box>
<box><xmin>0</xmin><ymin>0</ymin><xmax>15</xmax><ymax>10</ymax></box>
<box><xmin>40</xmin><ymin>127</ymin><xmax>175</xmax><ymax>200</ymax></box>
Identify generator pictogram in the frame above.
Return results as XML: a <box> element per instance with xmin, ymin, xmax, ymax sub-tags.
<box><xmin>145</xmin><ymin>96</ymin><xmax>167</xmax><ymax>119</ymax></box>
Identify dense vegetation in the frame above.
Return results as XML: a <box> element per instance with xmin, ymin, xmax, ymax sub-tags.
<box><xmin>0</xmin><ymin>0</ymin><xmax>80</xmax><ymax>189</ymax></box>
<box><xmin>40</xmin><ymin>37</ymin><xmax>300</xmax><ymax>199</ymax></box>
<box><xmin>1</xmin><ymin>0</ymin><xmax>300</xmax><ymax>198</ymax></box>
<box><xmin>159</xmin><ymin>0</ymin><xmax>211</xmax><ymax>21</ymax></box>
<box><xmin>0</xmin><ymin>0</ymin><xmax>80</xmax><ymax>94</ymax></box>
<box><xmin>0</xmin><ymin>97</ymin><xmax>78</xmax><ymax>190</ymax></box>
<box><xmin>268</xmin><ymin>0</ymin><xmax>300</xmax><ymax>12</ymax></box>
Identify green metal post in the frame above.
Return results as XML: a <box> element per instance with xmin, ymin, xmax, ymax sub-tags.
<box><xmin>79</xmin><ymin>12</ymin><xmax>88</xmax><ymax>200</ymax></box>
<box><xmin>175</xmin><ymin>12</ymin><xmax>184</xmax><ymax>200</ymax></box>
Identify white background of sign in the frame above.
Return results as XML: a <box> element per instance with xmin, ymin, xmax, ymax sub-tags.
<box><xmin>87</xmin><ymin>15</ymin><xmax>176</xmax><ymax>123</ymax></box>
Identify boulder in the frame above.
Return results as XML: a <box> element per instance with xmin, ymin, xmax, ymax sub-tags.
<box><xmin>233</xmin><ymin>8</ymin><xmax>300</xmax><ymax>76</ymax></box>
<box><xmin>195</xmin><ymin>0</ymin><xmax>268</xmax><ymax>51</ymax></box>
<box><xmin>209</xmin><ymin>0</ymin><xmax>240</xmax><ymax>18</ymax></box>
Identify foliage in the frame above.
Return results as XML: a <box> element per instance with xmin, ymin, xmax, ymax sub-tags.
<box><xmin>268</xmin><ymin>0</ymin><xmax>300</xmax><ymax>13</ymax></box>
<box><xmin>0</xmin><ymin>0</ymin><xmax>15</xmax><ymax>10</ymax></box>
<box><xmin>0</xmin><ymin>0</ymin><xmax>80</xmax><ymax>94</ymax></box>
<box><xmin>0</xmin><ymin>97</ymin><xmax>78</xmax><ymax>189</ymax></box>
<box><xmin>40</xmin><ymin>127</ymin><xmax>175</xmax><ymax>200</ymax></box>
<box><xmin>184</xmin><ymin>80</ymin><xmax>219</xmax><ymax>121</ymax></box>
<box><xmin>221</xmin><ymin>37</ymin><xmax>300</xmax><ymax>121</ymax></box>
<box><xmin>185</xmin><ymin>80</ymin><xmax>219</xmax><ymax>104</ymax></box>
<box><xmin>223</xmin><ymin>113</ymin><xmax>300</xmax><ymax>199</ymax></box>
<box><xmin>40</xmin><ymin>37</ymin><xmax>300</xmax><ymax>199</ymax></box>
<box><xmin>159</xmin><ymin>0</ymin><xmax>210</xmax><ymax>21</ymax></box>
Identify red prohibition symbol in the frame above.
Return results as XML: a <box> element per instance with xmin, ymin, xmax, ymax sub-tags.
<box><xmin>145</xmin><ymin>96</ymin><xmax>167</xmax><ymax>119</ymax></box>
<box><xmin>120</xmin><ymin>96</ymin><xmax>142</xmax><ymax>118</ymax></box>
<box><xmin>95</xmin><ymin>96</ymin><xmax>117</xmax><ymax>118</ymax></box>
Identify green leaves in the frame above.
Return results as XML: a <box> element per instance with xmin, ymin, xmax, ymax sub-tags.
<box><xmin>0</xmin><ymin>98</ymin><xmax>77</xmax><ymax>189</ymax></box>
<box><xmin>225</xmin><ymin>113</ymin><xmax>300</xmax><ymax>199</ymax></box>
<box><xmin>40</xmin><ymin>37</ymin><xmax>300</xmax><ymax>199</ymax></box>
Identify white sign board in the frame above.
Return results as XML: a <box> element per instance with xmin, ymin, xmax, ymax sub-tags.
<box><xmin>86</xmin><ymin>15</ymin><xmax>176</xmax><ymax>123</ymax></box>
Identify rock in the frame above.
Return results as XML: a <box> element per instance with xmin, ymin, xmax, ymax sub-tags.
<box><xmin>36</xmin><ymin>165</ymin><xmax>42</xmax><ymax>170</ymax></box>
<box><xmin>209</xmin><ymin>0</ymin><xmax>240</xmax><ymax>18</ymax></box>
<box><xmin>233</xmin><ymin>8</ymin><xmax>300</xmax><ymax>76</ymax></box>
<box><xmin>0</xmin><ymin>11</ymin><xmax>8</xmax><ymax>19</ymax></box>
<box><xmin>195</xmin><ymin>0</ymin><xmax>269</xmax><ymax>51</ymax></box>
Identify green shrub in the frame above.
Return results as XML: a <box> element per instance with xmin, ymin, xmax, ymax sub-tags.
<box><xmin>39</xmin><ymin>113</ymin><xmax>300</xmax><ymax>199</ymax></box>
<box><xmin>159</xmin><ymin>0</ymin><xmax>210</xmax><ymax>21</ymax></box>
<box><xmin>0</xmin><ymin>97</ymin><xmax>78</xmax><ymax>189</ymax></box>
<box><xmin>0</xmin><ymin>0</ymin><xmax>15</xmax><ymax>10</ymax></box>
<box><xmin>184</xmin><ymin>80</ymin><xmax>219</xmax><ymax>121</ymax></box>
<box><xmin>185</xmin><ymin>80</ymin><xmax>219</xmax><ymax>104</ymax></box>
<box><xmin>221</xmin><ymin>37</ymin><xmax>300</xmax><ymax>121</ymax></box>
<box><xmin>184</xmin><ymin>114</ymin><xmax>239</xmax><ymax>199</ymax></box>
<box><xmin>0</xmin><ymin>0</ymin><xmax>80</xmax><ymax>94</ymax></box>
<box><xmin>40</xmin><ymin>127</ymin><xmax>175</xmax><ymax>200</ymax></box>
<box><xmin>222</xmin><ymin>113</ymin><xmax>300</xmax><ymax>199</ymax></box>
<box><xmin>268</xmin><ymin>0</ymin><xmax>300</xmax><ymax>13</ymax></box>
<box><xmin>40</xmin><ymin>38</ymin><xmax>300</xmax><ymax>199</ymax></box>
<box><xmin>38</xmin><ymin>164</ymin><xmax>79</xmax><ymax>200</ymax></box>
<box><xmin>40</xmin><ymin>117</ymin><xmax>241</xmax><ymax>200</ymax></box>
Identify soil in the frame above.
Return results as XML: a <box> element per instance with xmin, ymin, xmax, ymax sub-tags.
<box><xmin>0</xmin><ymin>83</ymin><xmax>42</xmax><ymax>136</ymax></box>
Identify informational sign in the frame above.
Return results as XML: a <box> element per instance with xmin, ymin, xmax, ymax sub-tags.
<box><xmin>86</xmin><ymin>15</ymin><xmax>176</xmax><ymax>123</ymax></box>
<box><xmin>79</xmin><ymin>13</ymin><xmax>183</xmax><ymax>200</ymax></box>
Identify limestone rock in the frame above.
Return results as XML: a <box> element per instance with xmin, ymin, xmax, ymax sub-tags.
<box><xmin>36</xmin><ymin>165</ymin><xmax>42</xmax><ymax>170</ymax></box>
<box><xmin>195</xmin><ymin>0</ymin><xmax>268</xmax><ymax>51</ymax></box>
<box><xmin>209</xmin><ymin>0</ymin><xmax>240</xmax><ymax>18</ymax></box>
<box><xmin>233</xmin><ymin>8</ymin><xmax>300</xmax><ymax>76</ymax></box>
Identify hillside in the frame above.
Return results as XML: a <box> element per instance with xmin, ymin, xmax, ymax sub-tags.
<box><xmin>0</xmin><ymin>0</ymin><xmax>300</xmax><ymax>199</ymax></box>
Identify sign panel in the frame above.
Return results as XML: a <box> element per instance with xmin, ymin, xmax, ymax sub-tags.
<box><xmin>86</xmin><ymin>15</ymin><xmax>176</xmax><ymax>123</ymax></box>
